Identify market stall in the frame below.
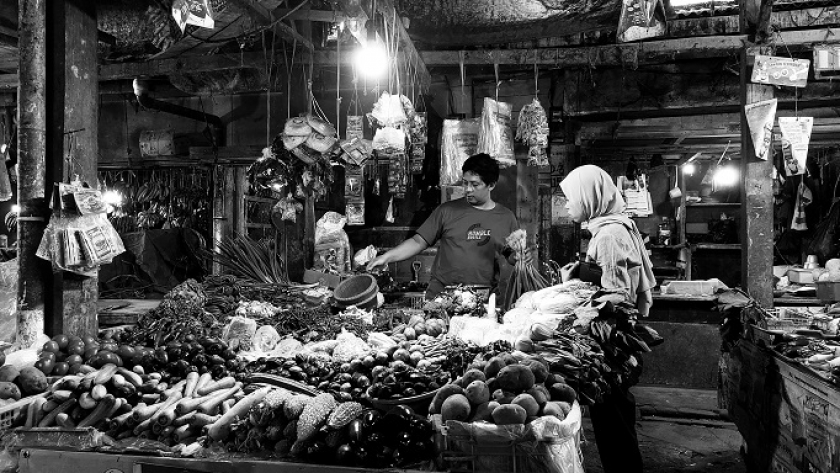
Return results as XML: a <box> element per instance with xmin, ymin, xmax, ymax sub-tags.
<box><xmin>0</xmin><ymin>275</ymin><xmax>665</xmax><ymax>473</ymax></box>
<box><xmin>722</xmin><ymin>299</ymin><xmax>840</xmax><ymax>473</ymax></box>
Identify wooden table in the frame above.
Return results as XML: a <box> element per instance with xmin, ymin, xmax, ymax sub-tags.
<box><xmin>98</xmin><ymin>298</ymin><xmax>161</xmax><ymax>326</ymax></box>
<box><xmin>725</xmin><ymin>340</ymin><xmax>840</xmax><ymax>473</ymax></box>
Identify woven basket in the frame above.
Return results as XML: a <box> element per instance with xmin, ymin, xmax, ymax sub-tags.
<box><xmin>333</xmin><ymin>274</ymin><xmax>379</xmax><ymax>309</ymax></box>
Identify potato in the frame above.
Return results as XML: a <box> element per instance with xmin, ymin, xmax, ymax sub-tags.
<box><xmin>0</xmin><ymin>381</ymin><xmax>20</xmax><ymax>401</ymax></box>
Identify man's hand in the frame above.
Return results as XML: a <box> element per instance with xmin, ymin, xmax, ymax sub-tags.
<box><xmin>560</xmin><ymin>261</ymin><xmax>580</xmax><ymax>282</ymax></box>
<box><xmin>366</xmin><ymin>255</ymin><xmax>390</xmax><ymax>272</ymax></box>
<box><xmin>505</xmin><ymin>248</ymin><xmax>534</xmax><ymax>266</ymax></box>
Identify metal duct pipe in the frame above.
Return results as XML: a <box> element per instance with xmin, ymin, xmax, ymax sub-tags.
<box><xmin>132</xmin><ymin>78</ymin><xmax>225</xmax><ymax>135</ymax></box>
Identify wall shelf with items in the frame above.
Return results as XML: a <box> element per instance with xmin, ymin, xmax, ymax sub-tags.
<box><xmin>674</xmin><ymin>160</ymin><xmax>742</xmax><ymax>286</ymax></box>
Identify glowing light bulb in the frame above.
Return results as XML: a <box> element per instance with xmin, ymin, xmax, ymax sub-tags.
<box><xmin>713</xmin><ymin>165</ymin><xmax>739</xmax><ymax>187</ymax></box>
<box><xmin>10</xmin><ymin>204</ymin><xmax>19</xmax><ymax>213</ymax></box>
<box><xmin>354</xmin><ymin>37</ymin><xmax>389</xmax><ymax>80</ymax></box>
<box><xmin>682</xmin><ymin>163</ymin><xmax>696</xmax><ymax>175</ymax></box>
<box><xmin>103</xmin><ymin>190</ymin><xmax>123</xmax><ymax>207</ymax></box>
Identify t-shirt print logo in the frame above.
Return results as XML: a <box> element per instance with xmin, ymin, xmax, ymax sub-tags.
<box><xmin>466</xmin><ymin>224</ymin><xmax>491</xmax><ymax>246</ymax></box>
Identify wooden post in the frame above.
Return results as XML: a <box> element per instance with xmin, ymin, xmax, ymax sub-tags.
<box><xmin>740</xmin><ymin>0</ymin><xmax>775</xmax><ymax>308</ymax></box>
<box><xmin>16</xmin><ymin>0</ymin><xmax>50</xmax><ymax>347</ymax></box>
<box><xmin>42</xmin><ymin>0</ymin><xmax>99</xmax><ymax>338</ymax></box>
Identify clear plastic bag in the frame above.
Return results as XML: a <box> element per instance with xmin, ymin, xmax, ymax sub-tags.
<box><xmin>478</xmin><ymin>98</ymin><xmax>515</xmax><ymax>167</ymax></box>
<box><xmin>221</xmin><ymin>316</ymin><xmax>258</xmax><ymax>351</ymax></box>
<box><xmin>441</xmin><ymin>118</ymin><xmax>480</xmax><ymax>186</ymax></box>
<box><xmin>252</xmin><ymin>325</ymin><xmax>281</xmax><ymax>352</ymax></box>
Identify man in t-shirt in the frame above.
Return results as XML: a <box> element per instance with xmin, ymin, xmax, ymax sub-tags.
<box><xmin>367</xmin><ymin>153</ymin><xmax>520</xmax><ymax>298</ymax></box>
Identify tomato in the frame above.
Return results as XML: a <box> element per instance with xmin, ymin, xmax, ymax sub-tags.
<box><xmin>65</xmin><ymin>354</ymin><xmax>83</xmax><ymax>366</ymax></box>
<box><xmin>42</xmin><ymin>340</ymin><xmax>60</xmax><ymax>353</ymax></box>
<box><xmin>81</xmin><ymin>335</ymin><xmax>97</xmax><ymax>346</ymax></box>
<box><xmin>117</xmin><ymin>345</ymin><xmax>136</xmax><ymax>361</ymax></box>
<box><xmin>66</xmin><ymin>334</ymin><xmax>82</xmax><ymax>345</ymax></box>
<box><xmin>51</xmin><ymin>334</ymin><xmax>69</xmax><ymax>350</ymax></box>
<box><xmin>99</xmin><ymin>350</ymin><xmax>120</xmax><ymax>366</ymax></box>
<box><xmin>67</xmin><ymin>363</ymin><xmax>82</xmax><ymax>374</ymax></box>
<box><xmin>83</xmin><ymin>347</ymin><xmax>99</xmax><ymax>361</ymax></box>
<box><xmin>52</xmin><ymin>362</ymin><xmax>69</xmax><ymax>376</ymax></box>
<box><xmin>100</xmin><ymin>342</ymin><xmax>118</xmax><ymax>353</ymax></box>
<box><xmin>39</xmin><ymin>351</ymin><xmax>56</xmax><ymax>362</ymax></box>
<box><xmin>66</xmin><ymin>342</ymin><xmax>85</xmax><ymax>356</ymax></box>
<box><xmin>34</xmin><ymin>358</ymin><xmax>54</xmax><ymax>375</ymax></box>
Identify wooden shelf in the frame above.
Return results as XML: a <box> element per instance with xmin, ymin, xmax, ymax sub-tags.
<box><xmin>653</xmin><ymin>293</ymin><xmax>717</xmax><ymax>302</ymax></box>
<box><xmin>686</xmin><ymin>202</ymin><xmax>741</xmax><ymax>207</ymax></box>
<box><xmin>245</xmin><ymin>196</ymin><xmax>277</xmax><ymax>204</ymax></box>
<box><xmin>693</xmin><ymin>243</ymin><xmax>740</xmax><ymax>250</ymax></box>
<box><xmin>650</xmin><ymin>244</ymin><xmax>684</xmax><ymax>250</ymax></box>
<box><xmin>245</xmin><ymin>223</ymin><xmax>273</xmax><ymax>229</ymax></box>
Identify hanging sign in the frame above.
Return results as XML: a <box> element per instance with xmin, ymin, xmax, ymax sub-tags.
<box><xmin>617</xmin><ymin>0</ymin><xmax>667</xmax><ymax>43</ymax></box>
<box><xmin>744</xmin><ymin>98</ymin><xmax>777</xmax><ymax>161</ymax></box>
<box><xmin>778</xmin><ymin>117</ymin><xmax>813</xmax><ymax>177</ymax></box>
<box><xmin>751</xmin><ymin>55</ymin><xmax>810</xmax><ymax>88</ymax></box>
<box><xmin>172</xmin><ymin>0</ymin><xmax>215</xmax><ymax>33</ymax></box>
<box><xmin>346</xmin><ymin>115</ymin><xmax>364</xmax><ymax>140</ymax></box>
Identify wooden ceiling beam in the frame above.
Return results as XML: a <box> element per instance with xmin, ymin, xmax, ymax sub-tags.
<box><xmin>420</xmin><ymin>27</ymin><xmax>840</xmax><ymax>67</ymax></box>
<box><xmin>274</xmin><ymin>8</ymin><xmax>347</xmax><ymax>22</ymax></box>
<box><xmin>228</xmin><ymin>0</ymin><xmax>314</xmax><ymax>51</ymax></box>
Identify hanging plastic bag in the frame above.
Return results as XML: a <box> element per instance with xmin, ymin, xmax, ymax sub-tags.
<box><xmin>477</xmin><ymin>97</ymin><xmax>515</xmax><ymax>167</ymax></box>
<box><xmin>809</xmin><ymin>200</ymin><xmax>840</xmax><ymax>263</ymax></box>
<box><xmin>441</xmin><ymin>118</ymin><xmax>480</xmax><ymax>186</ymax></box>
<box><xmin>617</xmin><ymin>0</ymin><xmax>667</xmax><ymax>43</ymax></box>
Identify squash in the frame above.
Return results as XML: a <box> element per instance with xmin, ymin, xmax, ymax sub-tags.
<box><xmin>491</xmin><ymin>404</ymin><xmax>527</xmax><ymax>425</ymax></box>
<box><xmin>0</xmin><ymin>381</ymin><xmax>20</xmax><ymax>400</ymax></box>
<box><xmin>496</xmin><ymin>365</ymin><xmax>535</xmax><ymax>393</ymax></box>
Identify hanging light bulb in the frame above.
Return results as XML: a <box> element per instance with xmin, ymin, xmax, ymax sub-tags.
<box><xmin>102</xmin><ymin>190</ymin><xmax>123</xmax><ymax>207</ymax></box>
<box><xmin>10</xmin><ymin>204</ymin><xmax>19</xmax><ymax>213</ymax></box>
<box><xmin>355</xmin><ymin>31</ymin><xmax>389</xmax><ymax>80</ymax></box>
<box><xmin>682</xmin><ymin>163</ymin><xmax>696</xmax><ymax>175</ymax></box>
<box><xmin>713</xmin><ymin>164</ymin><xmax>739</xmax><ymax>188</ymax></box>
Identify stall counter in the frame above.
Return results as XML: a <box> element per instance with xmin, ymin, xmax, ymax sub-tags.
<box><xmin>17</xmin><ymin>448</ymin><xmax>431</xmax><ymax>473</ymax></box>
<box><xmin>724</xmin><ymin>339</ymin><xmax>840</xmax><ymax>473</ymax></box>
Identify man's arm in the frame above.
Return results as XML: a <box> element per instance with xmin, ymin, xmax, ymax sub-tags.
<box><xmin>366</xmin><ymin>235</ymin><xmax>429</xmax><ymax>271</ymax></box>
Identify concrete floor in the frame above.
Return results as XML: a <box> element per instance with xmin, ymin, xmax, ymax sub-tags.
<box><xmin>581</xmin><ymin>386</ymin><xmax>746</xmax><ymax>473</ymax></box>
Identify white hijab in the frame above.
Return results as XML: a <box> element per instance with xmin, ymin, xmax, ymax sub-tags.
<box><xmin>560</xmin><ymin>165</ymin><xmax>656</xmax><ymax>293</ymax></box>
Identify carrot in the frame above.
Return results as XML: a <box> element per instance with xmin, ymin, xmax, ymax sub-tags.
<box><xmin>189</xmin><ymin>413</ymin><xmax>220</xmax><ymax>428</ymax></box>
<box><xmin>155</xmin><ymin>400</ymin><xmax>181</xmax><ymax>427</ymax></box>
<box><xmin>173</xmin><ymin>424</ymin><xmax>195</xmax><ymax>442</ymax></box>
<box><xmin>131</xmin><ymin>403</ymin><xmax>160</xmax><ymax>422</ymax></box>
<box><xmin>175</xmin><ymin>393</ymin><xmax>213</xmax><ymax>416</ymax></box>
<box><xmin>198</xmin><ymin>383</ymin><xmax>242</xmax><ymax>415</ymax></box>
<box><xmin>172</xmin><ymin>411</ymin><xmax>197</xmax><ymax>427</ymax></box>
<box><xmin>150</xmin><ymin>392</ymin><xmax>183</xmax><ymax>426</ymax></box>
<box><xmin>133</xmin><ymin>418</ymin><xmax>152</xmax><ymax>436</ymax></box>
<box><xmin>183</xmin><ymin>372</ymin><xmax>200</xmax><ymax>398</ymax></box>
<box><xmin>196</xmin><ymin>376</ymin><xmax>235</xmax><ymax>396</ymax></box>
<box><xmin>221</xmin><ymin>399</ymin><xmax>234</xmax><ymax>415</ymax></box>
<box><xmin>206</xmin><ymin>387</ymin><xmax>270</xmax><ymax>441</ymax></box>
<box><xmin>193</xmin><ymin>373</ymin><xmax>212</xmax><ymax>396</ymax></box>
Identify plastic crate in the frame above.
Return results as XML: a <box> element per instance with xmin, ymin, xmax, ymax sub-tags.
<box><xmin>816</xmin><ymin>281</ymin><xmax>840</xmax><ymax>302</ymax></box>
<box><xmin>0</xmin><ymin>393</ymin><xmax>46</xmax><ymax>433</ymax></box>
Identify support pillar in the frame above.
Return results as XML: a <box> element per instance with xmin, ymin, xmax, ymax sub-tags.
<box><xmin>16</xmin><ymin>0</ymin><xmax>49</xmax><ymax>347</ymax></box>
<box><xmin>46</xmin><ymin>0</ymin><xmax>100</xmax><ymax>337</ymax></box>
<box><xmin>740</xmin><ymin>0</ymin><xmax>775</xmax><ymax>308</ymax></box>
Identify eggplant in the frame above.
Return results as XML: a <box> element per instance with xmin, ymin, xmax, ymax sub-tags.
<box><xmin>210</xmin><ymin>364</ymin><xmax>226</xmax><ymax>378</ymax></box>
<box><xmin>208</xmin><ymin>354</ymin><xmax>226</xmax><ymax>366</ymax></box>
<box><xmin>348</xmin><ymin>419</ymin><xmax>364</xmax><ymax>443</ymax></box>
<box><xmin>353</xmin><ymin>445</ymin><xmax>370</xmax><ymax>466</ymax></box>
<box><xmin>192</xmin><ymin>354</ymin><xmax>208</xmax><ymax>366</ymax></box>
<box><xmin>361</xmin><ymin>409</ymin><xmax>381</xmax><ymax>429</ymax></box>
<box><xmin>335</xmin><ymin>444</ymin><xmax>355</xmax><ymax>465</ymax></box>
<box><xmin>221</xmin><ymin>348</ymin><xmax>236</xmax><ymax>360</ymax></box>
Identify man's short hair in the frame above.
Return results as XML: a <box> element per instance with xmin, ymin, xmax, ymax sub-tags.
<box><xmin>462</xmin><ymin>153</ymin><xmax>500</xmax><ymax>185</ymax></box>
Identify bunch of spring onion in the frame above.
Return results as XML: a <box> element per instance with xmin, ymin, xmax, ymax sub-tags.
<box><xmin>503</xmin><ymin>229</ymin><xmax>549</xmax><ymax>312</ymax></box>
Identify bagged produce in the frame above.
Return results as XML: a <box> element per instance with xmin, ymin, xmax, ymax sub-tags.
<box><xmin>536</xmin><ymin>293</ymin><xmax>579</xmax><ymax>314</ymax></box>
<box><xmin>441</xmin><ymin>118</ymin><xmax>480</xmax><ymax>186</ymax></box>
<box><xmin>222</xmin><ymin>316</ymin><xmax>258</xmax><ymax>351</ymax></box>
<box><xmin>439</xmin><ymin>403</ymin><xmax>583</xmax><ymax>473</ymax></box>
<box><xmin>477</xmin><ymin>97</ymin><xmax>515</xmax><ymax>167</ymax></box>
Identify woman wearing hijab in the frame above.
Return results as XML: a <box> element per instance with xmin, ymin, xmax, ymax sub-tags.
<box><xmin>559</xmin><ymin>164</ymin><xmax>655</xmax><ymax>473</ymax></box>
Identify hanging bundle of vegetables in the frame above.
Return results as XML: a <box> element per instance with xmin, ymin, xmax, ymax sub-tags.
<box><xmin>516</xmin><ymin>98</ymin><xmax>549</xmax><ymax>166</ymax></box>
<box><xmin>503</xmin><ymin>229</ymin><xmax>549</xmax><ymax>312</ymax></box>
